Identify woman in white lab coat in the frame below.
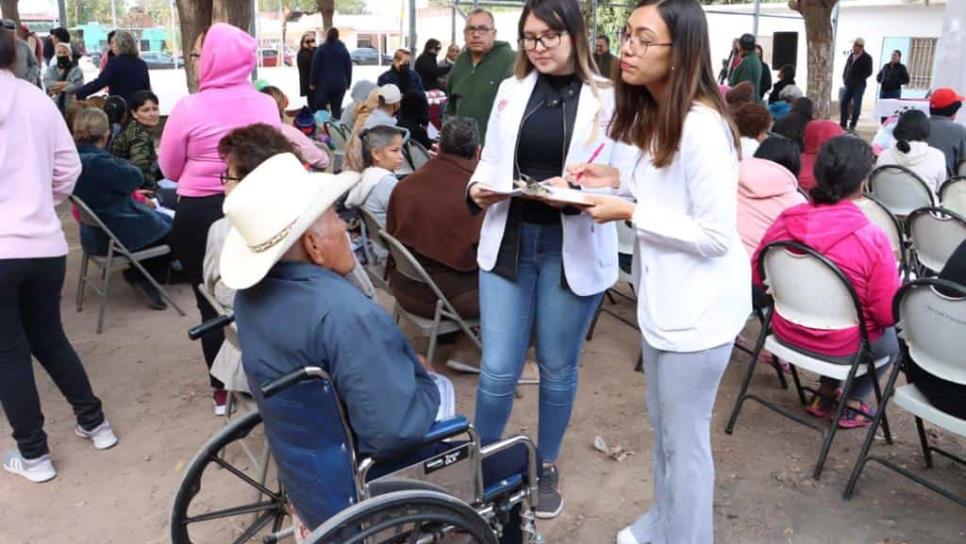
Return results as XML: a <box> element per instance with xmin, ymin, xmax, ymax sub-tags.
<box><xmin>466</xmin><ymin>0</ymin><xmax>617</xmax><ymax>519</ymax></box>
<box><xmin>570</xmin><ymin>1</ymin><xmax>751</xmax><ymax>542</ymax></box>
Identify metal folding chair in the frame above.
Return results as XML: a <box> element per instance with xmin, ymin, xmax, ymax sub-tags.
<box><xmin>867</xmin><ymin>165</ymin><xmax>936</xmax><ymax>219</ymax></box>
<box><xmin>70</xmin><ymin>194</ymin><xmax>185</xmax><ymax>334</ymax></box>
<box><xmin>855</xmin><ymin>194</ymin><xmax>908</xmax><ymax>279</ymax></box>
<box><xmin>379</xmin><ymin>230</ymin><xmax>482</xmax><ymax>364</ymax></box>
<box><xmin>357</xmin><ymin>207</ymin><xmax>390</xmax><ymax>290</ymax></box>
<box><xmin>725</xmin><ymin>241</ymin><xmax>894</xmax><ymax>479</ymax></box>
<box><xmin>939</xmin><ymin>176</ymin><xmax>966</xmax><ymax>217</ymax></box>
<box><xmin>956</xmin><ymin>159</ymin><xmax>966</xmax><ymax>179</ymax></box>
<box><xmin>907</xmin><ymin>206</ymin><xmax>966</xmax><ymax>276</ymax></box>
<box><xmin>324</xmin><ymin>121</ymin><xmax>349</xmax><ymax>173</ymax></box>
<box><xmin>844</xmin><ymin>279</ymin><xmax>966</xmax><ymax>506</ymax></box>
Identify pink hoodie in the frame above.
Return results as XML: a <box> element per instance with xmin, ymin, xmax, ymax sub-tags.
<box><xmin>737</xmin><ymin>158</ymin><xmax>807</xmax><ymax>257</ymax></box>
<box><xmin>159</xmin><ymin>24</ymin><xmax>280</xmax><ymax>197</ymax></box>
<box><xmin>752</xmin><ymin>200</ymin><xmax>900</xmax><ymax>357</ymax></box>
<box><xmin>0</xmin><ymin>70</ymin><xmax>82</xmax><ymax>259</ymax></box>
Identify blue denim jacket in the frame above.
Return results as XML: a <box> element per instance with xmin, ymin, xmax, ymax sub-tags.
<box><xmin>235</xmin><ymin>261</ymin><xmax>440</xmax><ymax>459</ymax></box>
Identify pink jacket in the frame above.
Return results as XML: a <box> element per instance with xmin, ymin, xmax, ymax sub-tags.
<box><xmin>737</xmin><ymin>158</ymin><xmax>807</xmax><ymax>257</ymax></box>
<box><xmin>159</xmin><ymin>24</ymin><xmax>280</xmax><ymax>197</ymax></box>
<box><xmin>752</xmin><ymin>200</ymin><xmax>900</xmax><ymax>357</ymax></box>
<box><xmin>0</xmin><ymin>70</ymin><xmax>82</xmax><ymax>259</ymax></box>
<box><xmin>280</xmin><ymin>123</ymin><xmax>330</xmax><ymax>170</ymax></box>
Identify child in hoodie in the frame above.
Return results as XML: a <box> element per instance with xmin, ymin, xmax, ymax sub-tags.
<box><xmin>345</xmin><ymin>125</ymin><xmax>406</xmax><ymax>227</ymax></box>
<box><xmin>754</xmin><ymin>136</ymin><xmax>901</xmax><ymax>429</ymax></box>
<box><xmin>875</xmin><ymin>109</ymin><xmax>947</xmax><ymax>195</ymax></box>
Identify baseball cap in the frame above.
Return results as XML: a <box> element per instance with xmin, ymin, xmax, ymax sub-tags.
<box><xmin>739</xmin><ymin>33</ymin><xmax>756</xmax><ymax>50</ymax></box>
<box><xmin>930</xmin><ymin>87</ymin><xmax>965</xmax><ymax>110</ymax></box>
<box><xmin>378</xmin><ymin>84</ymin><xmax>402</xmax><ymax>105</ymax></box>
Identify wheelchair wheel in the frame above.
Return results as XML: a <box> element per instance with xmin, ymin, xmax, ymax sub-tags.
<box><xmin>171</xmin><ymin>410</ymin><xmax>291</xmax><ymax>544</ymax></box>
<box><xmin>305</xmin><ymin>489</ymin><xmax>499</xmax><ymax>544</ymax></box>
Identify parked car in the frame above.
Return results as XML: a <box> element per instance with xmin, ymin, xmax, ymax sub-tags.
<box><xmin>350</xmin><ymin>48</ymin><xmax>392</xmax><ymax>66</ymax></box>
<box><xmin>141</xmin><ymin>51</ymin><xmax>177</xmax><ymax>69</ymax></box>
<box><xmin>283</xmin><ymin>46</ymin><xmax>295</xmax><ymax>66</ymax></box>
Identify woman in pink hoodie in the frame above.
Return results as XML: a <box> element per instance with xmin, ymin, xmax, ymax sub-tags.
<box><xmin>738</xmin><ymin>136</ymin><xmax>807</xmax><ymax>258</ymax></box>
<box><xmin>753</xmin><ymin>136</ymin><xmax>901</xmax><ymax>429</ymax></box>
<box><xmin>797</xmin><ymin>120</ymin><xmax>844</xmax><ymax>192</ymax></box>
<box><xmin>159</xmin><ymin>24</ymin><xmax>280</xmax><ymax>415</ymax></box>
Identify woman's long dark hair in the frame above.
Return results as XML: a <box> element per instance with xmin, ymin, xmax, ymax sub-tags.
<box><xmin>514</xmin><ymin>0</ymin><xmax>599</xmax><ymax>87</ymax></box>
<box><xmin>609</xmin><ymin>0</ymin><xmax>737</xmax><ymax>168</ymax></box>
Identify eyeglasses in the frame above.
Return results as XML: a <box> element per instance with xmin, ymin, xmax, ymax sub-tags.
<box><xmin>464</xmin><ymin>25</ymin><xmax>494</xmax><ymax>36</ymax></box>
<box><xmin>305</xmin><ymin>40</ymin><xmax>316</xmax><ymax>45</ymax></box>
<box><xmin>619</xmin><ymin>33</ymin><xmax>672</xmax><ymax>57</ymax></box>
<box><xmin>189</xmin><ymin>51</ymin><xmax>201</xmax><ymax>59</ymax></box>
<box><xmin>519</xmin><ymin>32</ymin><xmax>567</xmax><ymax>52</ymax></box>
<box><xmin>220</xmin><ymin>169</ymin><xmax>242</xmax><ymax>185</ymax></box>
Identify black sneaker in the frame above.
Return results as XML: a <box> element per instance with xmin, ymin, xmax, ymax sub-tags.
<box><xmin>535</xmin><ymin>463</ymin><xmax>564</xmax><ymax>519</ymax></box>
<box><xmin>131</xmin><ymin>277</ymin><xmax>168</xmax><ymax>310</ymax></box>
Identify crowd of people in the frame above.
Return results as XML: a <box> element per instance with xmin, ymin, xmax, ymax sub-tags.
<box><xmin>1</xmin><ymin>1</ymin><xmax>965</xmax><ymax>543</ymax></box>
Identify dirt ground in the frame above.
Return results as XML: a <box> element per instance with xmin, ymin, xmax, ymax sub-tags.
<box><xmin>1</xmin><ymin>212</ymin><xmax>964</xmax><ymax>544</ymax></box>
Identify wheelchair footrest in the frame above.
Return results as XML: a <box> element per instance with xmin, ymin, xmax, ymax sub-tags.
<box><xmin>483</xmin><ymin>473</ymin><xmax>524</xmax><ymax>504</ymax></box>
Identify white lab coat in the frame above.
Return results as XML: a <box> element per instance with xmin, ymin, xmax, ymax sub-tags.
<box><xmin>470</xmin><ymin>71</ymin><xmax>618</xmax><ymax>296</ymax></box>
<box><xmin>613</xmin><ymin>104</ymin><xmax>752</xmax><ymax>352</ymax></box>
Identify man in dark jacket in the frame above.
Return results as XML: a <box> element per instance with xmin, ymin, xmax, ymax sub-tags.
<box><xmin>297</xmin><ymin>32</ymin><xmax>316</xmax><ymax>106</ymax></box>
<box><xmin>445</xmin><ymin>9</ymin><xmax>515</xmax><ymax>143</ymax></box>
<box><xmin>876</xmin><ymin>49</ymin><xmax>910</xmax><ymax>99</ymax></box>
<box><xmin>310</xmin><ymin>28</ymin><xmax>352</xmax><ymax>119</ymax></box>
<box><xmin>927</xmin><ymin>87</ymin><xmax>966</xmax><ymax>176</ymax></box>
<box><xmin>415</xmin><ymin>38</ymin><xmax>450</xmax><ymax>91</ymax></box>
<box><xmin>839</xmin><ymin>37</ymin><xmax>873</xmax><ymax>130</ymax></box>
<box><xmin>728</xmin><ymin>33</ymin><xmax>763</xmax><ymax>102</ymax></box>
<box><xmin>378</xmin><ymin>48</ymin><xmax>424</xmax><ymax>93</ymax></box>
<box><xmin>756</xmin><ymin>44</ymin><xmax>772</xmax><ymax>101</ymax></box>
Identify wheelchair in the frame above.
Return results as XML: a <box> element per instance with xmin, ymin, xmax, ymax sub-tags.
<box><xmin>171</xmin><ymin>316</ymin><xmax>543</xmax><ymax>544</ymax></box>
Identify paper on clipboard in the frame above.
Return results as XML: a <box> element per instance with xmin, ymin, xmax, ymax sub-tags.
<box><xmin>475</xmin><ymin>181</ymin><xmax>595</xmax><ymax>206</ymax></box>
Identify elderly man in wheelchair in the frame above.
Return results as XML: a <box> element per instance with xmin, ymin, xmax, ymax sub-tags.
<box><xmin>217</xmin><ymin>153</ymin><xmax>543</xmax><ymax>544</ymax></box>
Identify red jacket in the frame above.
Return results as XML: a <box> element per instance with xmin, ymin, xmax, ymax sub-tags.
<box><xmin>798</xmin><ymin>120</ymin><xmax>844</xmax><ymax>192</ymax></box>
<box><xmin>752</xmin><ymin>200</ymin><xmax>900</xmax><ymax>356</ymax></box>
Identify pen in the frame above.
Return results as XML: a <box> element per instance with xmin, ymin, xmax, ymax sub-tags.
<box><xmin>576</xmin><ymin>143</ymin><xmax>606</xmax><ymax>182</ymax></box>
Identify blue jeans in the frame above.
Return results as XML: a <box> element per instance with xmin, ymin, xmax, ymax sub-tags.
<box><xmin>474</xmin><ymin>222</ymin><xmax>603</xmax><ymax>463</ymax></box>
<box><xmin>840</xmin><ymin>83</ymin><xmax>867</xmax><ymax>128</ymax></box>
<box><xmin>879</xmin><ymin>89</ymin><xmax>901</xmax><ymax>100</ymax></box>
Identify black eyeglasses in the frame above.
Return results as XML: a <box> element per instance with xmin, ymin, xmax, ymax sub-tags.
<box><xmin>189</xmin><ymin>51</ymin><xmax>201</xmax><ymax>59</ymax></box>
<box><xmin>519</xmin><ymin>32</ymin><xmax>567</xmax><ymax>52</ymax></box>
<box><xmin>464</xmin><ymin>25</ymin><xmax>494</xmax><ymax>36</ymax></box>
<box><xmin>220</xmin><ymin>169</ymin><xmax>242</xmax><ymax>185</ymax></box>
<box><xmin>305</xmin><ymin>40</ymin><xmax>316</xmax><ymax>45</ymax></box>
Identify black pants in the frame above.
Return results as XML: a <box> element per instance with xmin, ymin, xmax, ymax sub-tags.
<box><xmin>315</xmin><ymin>87</ymin><xmax>346</xmax><ymax>120</ymax></box>
<box><xmin>0</xmin><ymin>257</ymin><xmax>105</xmax><ymax>459</ymax></box>
<box><xmin>171</xmin><ymin>194</ymin><xmax>225</xmax><ymax>390</ymax></box>
<box><xmin>840</xmin><ymin>83</ymin><xmax>866</xmax><ymax>129</ymax></box>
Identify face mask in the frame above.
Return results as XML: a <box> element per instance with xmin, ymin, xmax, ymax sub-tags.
<box><xmin>57</xmin><ymin>56</ymin><xmax>71</xmax><ymax>69</ymax></box>
<box><xmin>399</xmin><ymin>63</ymin><xmax>411</xmax><ymax>74</ymax></box>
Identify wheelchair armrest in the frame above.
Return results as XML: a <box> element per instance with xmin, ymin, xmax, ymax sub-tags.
<box><xmin>421</xmin><ymin>416</ymin><xmax>470</xmax><ymax>445</ymax></box>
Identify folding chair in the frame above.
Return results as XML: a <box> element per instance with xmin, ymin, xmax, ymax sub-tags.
<box><xmin>855</xmin><ymin>195</ymin><xmax>908</xmax><ymax>279</ymax></box>
<box><xmin>197</xmin><ymin>283</ymin><xmax>252</xmax><ymax>417</ymax></box>
<box><xmin>406</xmin><ymin>140</ymin><xmax>432</xmax><ymax>171</ymax></box>
<box><xmin>725</xmin><ymin>241</ymin><xmax>893</xmax><ymax>479</ymax></box>
<box><xmin>956</xmin><ymin>159</ymin><xmax>966</xmax><ymax>179</ymax></box>
<box><xmin>867</xmin><ymin>165</ymin><xmax>936</xmax><ymax>219</ymax></box>
<box><xmin>379</xmin><ymin>230</ymin><xmax>482</xmax><ymax>364</ymax></box>
<box><xmin>70</xmin><ymin>195</ymin><xmax>185</xmax><ymax>334</ymax></box>
<box><xmin>907</xmin><ymin>206</ymin><xmax>966</xmax><ymax>276</ymax></box>
<box><xmin>844</xmin><ymin>279</ymin><xmax>966</xmax><ymax>505</ymax></box>
<box><xmin>939</xmin><ymin>176</ymin><xmax>966</xmax><ymax>216</ymax></box>
<box><xmin>324</xmin><ymin>121</ymin><xmax>349</xmax><ymax>173</ymax></box>
<box><xmin>357</xmin><ymin>207</ymin><xmax>390</xmax><ymax>290</ymax></box>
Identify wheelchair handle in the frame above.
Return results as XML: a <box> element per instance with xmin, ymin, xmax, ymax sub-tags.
<box><xmin>261</xmin><ymin>366</ymin><xmax>325</xmax><ymax>399</ymax></box>
<box><xmin>187</xmin><ymin>313</ymin><xmax>234</xmax><ymax>341</ymax></box>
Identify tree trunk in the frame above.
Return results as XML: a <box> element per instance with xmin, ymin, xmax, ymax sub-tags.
<box><xmin>0</xmin><ymin>0</ymin><xmax>21</xmax><ymax>28</ymax></box>
<box><xmin>175</xmin><ymin>0</ymin><xmax>213</xmax><ymax>93</ymax></box>
<box><xmin>790</xmin><ymin>0</ymin><xmax>839</xmax><ymax>119</ymax></box>
<box><xmin>212</xmin><ymin>0</ymin><xmax>252</xmax><ymax>32</ymax></box>
<box><xmin>317</xmin><ymin>0</ymin><xmax>334</xmax><ymax>30</ymax></box>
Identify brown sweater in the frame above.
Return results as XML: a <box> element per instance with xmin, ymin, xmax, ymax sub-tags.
<box><xmin>386</xmin><ymin>152</ymin><xmax>483</xmax><ymax>272</ymax></box>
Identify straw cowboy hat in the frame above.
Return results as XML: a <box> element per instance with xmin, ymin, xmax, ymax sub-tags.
<box><xmin>220</xmin><ymin>153</ymin><xmax>361</xmax><ymax>290</ymax></box>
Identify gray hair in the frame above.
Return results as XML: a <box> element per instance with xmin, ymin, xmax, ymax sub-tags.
<box><xmin>466</xmin><ymin>8</ymin><xmax>495</xmax><ymax>27</ymax></box>
<box><xmin>115</xmin><ymin>31</ymin><xmax>139</xmax><ymax>57</ymax></box>
<box><xmin>72</xmin><ymin>108</ymin><xmax>110</xmax><ymax>144</ymax></box>
<box><xmin>439</xmin><ymin>117</ymin><xmax>480</xmax><ymax>160</ymax></box>
<box><xmin>361</xmin><ymin>125</ymin><xmax>406</xmax><ymax>168</ymax></box>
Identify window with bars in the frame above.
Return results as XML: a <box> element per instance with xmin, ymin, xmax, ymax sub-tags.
<box><xmin>907</xmin><ymin>37</ymin><xmax>937</xmax><ymax>90</ymax></box>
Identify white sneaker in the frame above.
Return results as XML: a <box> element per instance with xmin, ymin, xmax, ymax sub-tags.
<box><xmin>74</xmin><ymin>420</ymin><xmax>118</xmax><ymax>450</ymax></box>
<box><xmin>616</xmin><ymin>527</ymin><xmax>643</xmax><ymax>544</ymax></box>
<box><xmin>445</xmin><ymin>358</ymin><xmax>481</xmax><ymax>374</ymax></box>
<box><xmin>3</xmin><ymin>450</ymin><xmax>57</xmax><ymax>483</ymax></box>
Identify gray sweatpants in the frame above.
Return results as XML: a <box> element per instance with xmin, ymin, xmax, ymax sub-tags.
<box><xmin>628</xmin><ymin>341</ymin><xmax>733</xmax><ymax>544</ymax></box>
